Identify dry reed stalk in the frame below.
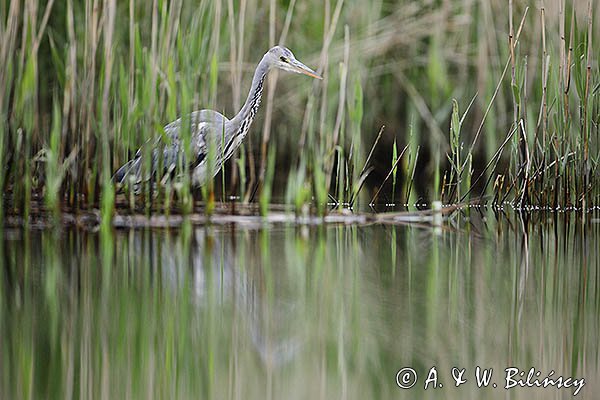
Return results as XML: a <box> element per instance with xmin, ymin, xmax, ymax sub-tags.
<box><xmin>227</xmin><ymin>0</ymin><xmax>240</xmax><ymax>107</ymax></box>
<box><xmin>258</xmin><ymin>0</ymin><xmax>278</xmax><ymax>190</ymax></box>
<box><xmin>370</xmin><ymin>144</ymin><xmax>408</xmax><ymax>205</ymax></box>
<box><xmin>324</xmin><ymin>25</ymin><xmax>350</xmax><ymax>194</ymax></box>
<box><xmin>507</xmin><ymin>0</ymin><xmax>522</xmax><ymax>178</ymax></box>
<box><xmin>508</xmin><ymin>0</ymin><xmax>518</xmax><ymax>124</ymax></box>
<box><xmin>403</xmin><ymin>145</ymin><xmax>420</xmax><ymax>205</ymax></box>
<box><xmin>517</xmin><ymin>119</ymin><xmax>531</xmax><ymax>207</ymax></box>
<box><xmin>128</xmin><ymin>0</ymin><xmax>135</xmax><ymax>105</ymax></box>
<box><xmin>297</xmin><ymin>0</ymin><xmax>343</xmax><ymax>152</ymax></box>
<box><xmin>359</xmin><ymin>125</ymin><xmax>385</xmax><ymax>182</ymax></box>
<box><xmin>533</xmin><ymin>4</ymin><xmax>548</xmax><ymax>205</ymax></box>
<box><xmin>80</xmin><ymin>0</ymin><xmax>102</xmax><ymax>205</ymax></box>
<box><xmin>225</xmin><ymin>0</ymin><xmax>240</xmax><ymax>194</ymax></box>
<box><xmin>102</xmin><ymin>0</ymin><xmax>116</xmax><ymax>133</ymax></box>
<box><xmin>582</xmin><ymin>0</ymin><xmax>593</xmax><ymax>210</ymax></box>
<box><xmin>317</xmin><ymin>0</ymin><xmax>331</xmax><ymax>153</ymax></box>
<box><xmin>540</xmin><ymin>4</ymin><xmax>548</xmax><ymax>149</ymax></box>
<box><xmin>62</xmin><ymin>0</ymin><xmax>77</xmax><ymax>184</ymax></box>
<box><xmin>32</xmin><ymin>0</ymin><xmax>55</xmax><ymax>54</ymax></box>
<box><xmin>18</xmin><ymin>1</ymin><xmax>33</xmax><ymax>77</ymax></box>
<box><xmin>559</xmin><ymin>0</ymin><xmax>567</xmax><ymax>117</ymax></box>
<box><xmin>231</xmin><ymin>6</ymin><xmax>247</xmax><ymax>199</ymax></box>
<box><xmin>256</xmin><ymin>0</ymin><xmax>301</xmax><ymax>196</ymax></box>
<box><xmin>0</xmin><ymin>1</ymin><xmax>21</xmax><ymax>116</ymax></box>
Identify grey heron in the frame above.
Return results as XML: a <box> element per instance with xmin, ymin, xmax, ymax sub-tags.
<box><xmin>113</xmin><ymin>46</ymin><xmax>321</xmax><ymax>188</ymax></box>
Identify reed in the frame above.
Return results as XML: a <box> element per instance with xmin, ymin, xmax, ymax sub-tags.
<box><xmin>0</xmin><ymin>0</ymin><xmax>598</xmax><ymax>220</ymax></box>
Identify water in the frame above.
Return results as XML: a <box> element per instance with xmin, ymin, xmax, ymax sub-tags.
<box><xmin>1</xmin><ymin>212</ymin><xmax>599</xmax><ymax>399</ymax></box>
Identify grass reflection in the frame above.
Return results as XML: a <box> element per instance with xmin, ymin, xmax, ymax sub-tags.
<box><xmin>0</xmin><ymin>214</ymin><xmax>599</xmax><ymax>399</ymax></box>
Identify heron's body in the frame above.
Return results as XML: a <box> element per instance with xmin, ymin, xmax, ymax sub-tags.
<box><xmin>113</xmin><ymin>46</ymin><xmax>320</xmax><ymax>188</ymax></box>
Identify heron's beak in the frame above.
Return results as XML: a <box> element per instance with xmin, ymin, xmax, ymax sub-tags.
<box><xmin>291</xmin><ymin>59</ymin><xmax>322</xmax><ymax>80</ymax></box>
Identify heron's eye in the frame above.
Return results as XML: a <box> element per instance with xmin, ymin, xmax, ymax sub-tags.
<box><xmin>279</xmin><ymin>56</ymin><xmax>288</xmax><ymax>63</ymax></box>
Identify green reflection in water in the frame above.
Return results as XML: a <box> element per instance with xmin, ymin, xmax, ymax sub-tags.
<box><xmin>1</xmin><ymin>214</ymin><xmax>599</xmax><ymax>399</ymax></box>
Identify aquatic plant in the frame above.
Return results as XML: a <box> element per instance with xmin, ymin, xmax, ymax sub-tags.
<box><xmin>0</xmin><ymin>0</ymin><xmax>598</xmax><ymax>221</ymax></box>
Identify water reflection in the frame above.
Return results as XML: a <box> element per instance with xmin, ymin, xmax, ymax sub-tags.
<box><xmin>1</xmin><ymin>213</ymin><xmax>599</xmax><ymax>399</ymax></box>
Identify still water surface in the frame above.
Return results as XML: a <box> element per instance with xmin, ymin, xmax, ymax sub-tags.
<box><xmin>1</xmin><ymin>212</ymin><xmax>599</xmax><ymax>399</ymax></box>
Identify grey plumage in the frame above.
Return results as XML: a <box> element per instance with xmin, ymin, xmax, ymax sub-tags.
<box><xmin>113</xmin><ymin>46</ymin><xmax>321</xmax><ymax>188</ymax></box>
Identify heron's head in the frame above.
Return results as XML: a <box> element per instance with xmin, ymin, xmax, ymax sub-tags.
<box><xmin>267</xmin><ymin>46</ymin><xmax>322</xmax><ymax>79</ymax></box>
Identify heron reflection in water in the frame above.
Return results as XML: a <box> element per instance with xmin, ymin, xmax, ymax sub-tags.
<box><xmin>114</xmin><ymin>46</ymin><xmax>321</xmax><ymax>187</ymax></box>
<box><xmin>154</xmin><ymin>228</ymin><xmax>304</xmax><ymax>368</ymax></box>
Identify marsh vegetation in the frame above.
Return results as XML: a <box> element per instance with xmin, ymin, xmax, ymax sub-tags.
<box><xmin>0</xmin><ymin>0</ymin><xmax>598</xmax><ymax>220</ymax></box>
<box><xmin>1</xmin><ymin>1</ymin><xmax>600</xmax><ymax>398</ymax></box>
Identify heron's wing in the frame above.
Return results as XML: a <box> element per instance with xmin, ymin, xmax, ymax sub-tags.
<box><xmin>114</xmin><ymin>110</ymin><xmax>229</xmax><ymax>186</ymax></box>
<box><xmin>161</xmin><ymin>110</ymin><xmax>230</xmax><ymax>169</ymax></box>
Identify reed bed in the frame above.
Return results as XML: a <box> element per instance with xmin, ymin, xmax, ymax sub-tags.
<box><xmin>0</xmin><ymin>0</ymin><xmax>598</xmax><ymax>220</ymax></box>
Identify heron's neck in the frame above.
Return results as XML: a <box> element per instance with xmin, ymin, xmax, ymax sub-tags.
<box><xmin>231</xmin><ymin>56</ymin><xmax>270</xmax><ymax>131</ymax></box>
